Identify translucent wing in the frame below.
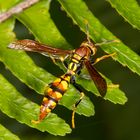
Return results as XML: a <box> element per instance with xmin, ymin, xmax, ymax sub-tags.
<box><xmin>84</xmin><ymin>60</ymin><xmax>107</xmax><ymax>97</ymax></box>
<box><xmin>8</xmin><ymin>39</ymin><xmax>72</xmax><ymax>60</ymax></box>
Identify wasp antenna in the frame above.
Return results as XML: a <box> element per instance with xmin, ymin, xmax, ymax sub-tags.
<box><xmin>95</xmin><ymin>39</ymin><xmax>120</xmax><ymax>47</ymax></box>
<box><xmin>84</xmin><ymin>20</ymin><xmax>91</xmax><ymax>44</ymax></box>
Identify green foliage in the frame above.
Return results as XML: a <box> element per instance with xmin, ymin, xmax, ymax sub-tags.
<box><xmin>108</xmin><ymin>0</ymin><xmax>140</xmax><ymax>30</ymax></box>
<box><xmin>0</xmin><ymin>0</ymin><xmax>140</xmax><ymax>137</ymax></box>
<box><xmin>0</xmin><ymin>124</ymin><xmax>20</xmax><ymax>140</ymax></box>
<box><xmin>58</xmin><ymin>0</ymin><xmax>140</xmax><ymax>75</ymax></box>
<box><xmin>0</xmin><ymin>74</ymin><xmax>71</xmax><ymax>136</ymax></box>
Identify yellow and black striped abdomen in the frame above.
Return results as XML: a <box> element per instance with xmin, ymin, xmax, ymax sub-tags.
<box><xmin>39</xmin><ymin>74</ymin><xmax>71</xmax><ymax>121</ymax></box>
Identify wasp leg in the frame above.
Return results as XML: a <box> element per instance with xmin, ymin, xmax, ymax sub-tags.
<box><xmin>31</xmin><ymin>119</ymin><xmax>41</xmax><ymax>124</ymax></box>
<box><xmin>48</xmin><ymin>55</ymin><xmax>56</xmax><ymax>63</ymax></box>
<box><xmin>62</xmin><ymin>60</ymin><xmax>68</xmax><ymax>70</ymax></box>
<box><xmin>49</xmin><ymin>54</ymin><xmax>65</xmax><ymax>64</ymax></box>
<box><xmin>71</xmin><ymin>78</ymin><xmax>85</xmax><ymax>128</ymax></box>
<box><xmin>93</xmin><ymin>52</ymin><xmax>116</xmax><ymax>65</ymax></box>
<box><xmin>108</xmin><ymin>84</ymin><xmax>119</xmax><ymax>88</ymax></box>
<box><xmin>72</xmin><ymin>90</ymin><xmax>84</xmax><ymax>129</ymax></box>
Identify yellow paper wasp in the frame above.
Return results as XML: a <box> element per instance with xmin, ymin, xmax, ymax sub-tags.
<box><xmin>8</xmin><ymin>25</ymin><xmax>115</xmax><ymax>128</ymax></box>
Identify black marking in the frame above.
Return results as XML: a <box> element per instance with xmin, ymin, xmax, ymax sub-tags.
<box><xmin>65</xmin><ymin>73</ymin><xmax>72</xmax><ymax>77</ymax></box>
<box><xmin>73</xmin><ymin>82</ymin><xmax>83</xmax><ymax>93</ymax></box>
<box><xmin>75</xmin><ymin>64</ymin><xmax>83</xmax><ymax>75</ymax></box>
<box><xmin>87</xmin><ymin>45</ymin><xmax>94</xmax><ymax>55</ymax></box>
<box><xmin>50</xmin><ymin>84</ymin><xmax>65</xmax><ymax>95</ymax></box>
<box><xmin>63</xmin><ymin>60</ymin><xmax>68</xmax><ymax>68</ymax></box>
<box><xmin>45</xmin><ymin>95</ymin><xmax>58</xmax><ymax>103</ymax></box>
<box><xmin>71</xmin><ymin>63</ymin><xmax>75</xmax><ymax>71</ymax></box>
<box><xmin>71</xmin><ymin>56</ymin><xmax>80</xmax><ymax>63</ymax></box>
<box><xmin>75</xmin><ymin>99</ymin><xmax>82</xmax><ymax>107</ymax></box>
<box><xmin>70</xmin><ymin>62</ymin><xmax>83</xmax><ymax>75</ymax></box>
<box><xmin>89</xmin><ymin>55</ymin><xmax>94</xmax><ymax>64</ymax></box>
<box><xmin>60</xmin><ymin>73</ymin><xmax>71</xmax><ymax>83</ymax></box>
<box><xmin>70</xmin><ymin>75</ymin><xmax>76</xmax><ymax>84</ymax></box>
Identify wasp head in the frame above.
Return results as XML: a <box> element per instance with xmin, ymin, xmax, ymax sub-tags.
<box><xmin>80</xmin><ymin>41</ymin><xmax>97</xmax><ymax>55</ymax></box>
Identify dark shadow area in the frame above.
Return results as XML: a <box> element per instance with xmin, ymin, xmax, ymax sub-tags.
<box><xmin>49</xmin><ymin>0</ymin><xmax>85</xmax><ymax>48</ymax></box>
<box><xmin>84</xmin><ymin>0</ymin><xmax>140</xmax><ymax>53</ymax></box>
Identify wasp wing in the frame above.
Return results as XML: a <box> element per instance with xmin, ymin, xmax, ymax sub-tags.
<box><xmin>84</xmin><ymin>60</ymin><xmax>107</xmax><ymax>97</ymax></box>
<box><xmin>8</xmin><ymin>39</ymin><xmax>72</xmax><ymax>59</ymax></box>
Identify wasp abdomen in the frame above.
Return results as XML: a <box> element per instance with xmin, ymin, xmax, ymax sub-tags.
<box><xmin>39</xmin><ymin>74</ymin><xmax>71</xmax><ymax>121</ymax></box>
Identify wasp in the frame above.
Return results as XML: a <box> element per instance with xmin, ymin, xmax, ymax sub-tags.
<box><xmin>8</xmin><ymin>26</ymin><xmax>115</xmax><ymax>128</ymax></box>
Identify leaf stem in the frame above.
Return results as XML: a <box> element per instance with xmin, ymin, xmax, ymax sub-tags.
<box><xmin>0</xmin><ymin>0</ymin><xmax>40</xmax><ymax>23</ymax></box>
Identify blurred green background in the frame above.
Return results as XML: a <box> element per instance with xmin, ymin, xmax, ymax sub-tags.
<box><xmin>1</xmin><ymin>0</ymin><xmax>140</xmax><ymax>140</ymax></box>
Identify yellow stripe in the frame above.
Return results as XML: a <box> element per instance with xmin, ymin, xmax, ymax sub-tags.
<box><xmin>47</xmin><ymin>88</ymin><xmax>53</xmax><ymax>93</ymax></box>
<box><xmin>53</xmin><ymin>78</ymin><xmax>61</xmax><ymax>83</ymax></box>
<box><xmin>61</xmin><ymin>80</ymin><xmax>68</xmax><ymax>90</ymax></box>
<box><xmin>64</xmin><ymin>75</ymin><xmax>70</xmax><ymax>82</ymax></box>
<box><xmin>50</xmin><ymin>100</ymin><xmax>57</xmax><ymax>107</ymax></box>
<box><xmin>68</xmin><ymin>62</ymin><xmax>77</xmax><ymax>72</ymax></box>
<box><xmin>46</xmin><ymin>108</ymin><xmax>51</xmax><ymax>113</ymax></box>
<box><xmin>68</xmin><ymin>63</ymin><xmax>73</xmax><ymax>70</ymax></box>
<box><xmin>43</xmin><ymin>97</ymin><xmax>48</xmax><ymax>102</ymax></box>
<box><xmin>73</xmin><ymin>54</ymin><xmax>81</xmax><ymax>60</ymax></box>
<box><xmin>40</xmin><ymin>105</ymin><xmax>44</xmax><ymax>108</ymax></box>
<box><xmin>73</xmin><ymin>64</ymin><xmax>77</xmax><ymax>72</ymax></box>
<box><xmin>72</xmin><ymin>58</ymin><xmax>79</xmax><ymax>63</ymax></box>
<box><xmin>55</xmin><ymin>91</ymin><xmax>62</xmax><ymax>99</ymax></box>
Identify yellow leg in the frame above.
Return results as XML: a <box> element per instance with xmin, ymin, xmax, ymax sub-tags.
<box><xmin>72</xmin><ymin>92</ymin><xmax>84</xmax><ymax>129</ymax></box>
<box><xmin>31</xmin><ymin>120</ymin><xmax>41</xmax><ymax>124</ymax></box>
<box><xmin>72</xmin><ymin>107</ymin><xmax>76</xmax><ymax>129</ymax></box>
<box><xmin>93</xmin><ymin>52</ymin><xmax>116</xmax><ymax>65</ymax></box>
<box><xmin>108</xmin><ymin>84</ymin><xmax>119</xmax><ymax>88</ymax></box>
<box><xmin>48</xmin><ymin>55</ymin><xmax>56</xmax><ymax>63</ymax></box>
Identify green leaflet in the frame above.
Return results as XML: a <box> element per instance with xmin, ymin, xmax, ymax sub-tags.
<box><xmin>0</xmin><ymin>124</ymin><xmax>20</xmax><ymax>140</ymax></box>
<box><xmin>108</xmin><ymin>0</ymin><xmax>140</xmax><ymax>30</ymax></box>
<box><xmin>0</xmin><ymin>0</ymin><xmax>20</xmax><ymax>11</ymax></box>
<box><xmin>77</xmin><ymin>75</ymin><xmax>127</xmax><ymax>105</ymax></box>
<box><xmin>58</xmin><ymin>0</ymin><xmax>140</xmax><ymax>76</ymax></box>
<box><xmin>0</xmin><ymin>13</ymin><xmax>71</xmax><ymax>135</ymax></box>
<box><xmin>0</xmin><ymin>74</ymin><xmax>71</xmax><ymax>136</ymax></box>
